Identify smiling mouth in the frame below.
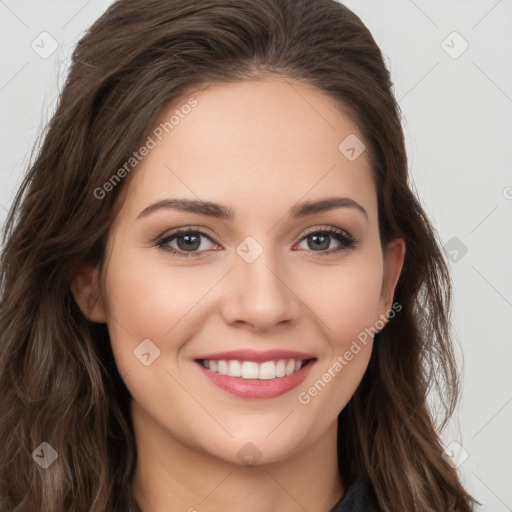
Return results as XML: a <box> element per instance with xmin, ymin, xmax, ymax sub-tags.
<box><xmin>195</xmin><ymin>358</ymin><xmax>316</xmax><ymax>380</ymax></box>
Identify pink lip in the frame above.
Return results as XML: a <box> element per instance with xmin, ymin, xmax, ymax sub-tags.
<box><xmin>194</xmin><ymin>359</ymin><xmax>316</xmax><ymax>399</ymax></box>
<box><xmin>194</xmin><ymin>349</ymin><xmax>315</xmax><ymax>363</ymax></box>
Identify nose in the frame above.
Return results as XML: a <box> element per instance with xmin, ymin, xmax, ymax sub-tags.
<box><xmin>220</xmin><ymin>245</ymin><xmax>302</xmax><ymax>333</ymax></box>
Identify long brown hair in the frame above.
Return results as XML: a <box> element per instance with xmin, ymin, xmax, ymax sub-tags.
<box><xmin>0</xmin><ymin>1</ymin><xmax>479</xmax><ymax>510</ymax></box>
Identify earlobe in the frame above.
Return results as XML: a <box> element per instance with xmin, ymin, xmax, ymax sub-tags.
<box><xmin>378</xmin><ymin>238</ymin><xmax>406</xmax><ymax>318</ymax></box>
<box><xmin>70</xmin><ymin>263</ymin><xmax>108</xmax><ymax>323</ymax></box>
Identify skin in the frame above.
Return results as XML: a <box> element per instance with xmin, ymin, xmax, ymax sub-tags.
<box><xmin>72</xmin><ymin>75</ymin><xmax>405</xmax><ymax>512</ymax></box>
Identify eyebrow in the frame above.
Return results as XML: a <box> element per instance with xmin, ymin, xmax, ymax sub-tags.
<box><xmin>137</xmin><ymin>196</ymin><xmax>368</xmax><ymax>222</ymax></box>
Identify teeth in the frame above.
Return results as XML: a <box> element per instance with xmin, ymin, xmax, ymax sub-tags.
<box><xmin>242</xmin><ymin>361</ymin><xmax>259</xmax><ymax>379</ymax></box>
<box><xmin>228</xmin><ymin>360</ymin><xmax>242</xmax><ymax>377</ymax></box>
<box><xmin>200</xmin><ymin>358</ymin><xmax>308</xmax><ymax>379</ymax></box>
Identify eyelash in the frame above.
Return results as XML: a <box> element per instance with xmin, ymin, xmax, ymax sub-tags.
<box><xmin>155</xmin><ymin>226</ymin><xmax>357</xmax><ymax>258</ymax></box>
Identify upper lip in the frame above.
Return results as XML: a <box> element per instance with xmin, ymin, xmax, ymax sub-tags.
<box><xmin>194</xmin><ymin>349</ymin><xmax>316</xmax><ymax>363</ymax></box>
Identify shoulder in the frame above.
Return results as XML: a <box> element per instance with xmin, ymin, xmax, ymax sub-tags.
<box><xmin>330</xmin><ymin>478</ymin><xmax>382</xmax><ymax>512</ymax></box>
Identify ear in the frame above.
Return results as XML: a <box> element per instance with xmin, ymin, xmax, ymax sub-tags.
<box><xmin>377</xmin><ymin>238</ymin><xmax>405</xmax><ymax>318</ymax></box>
<box><xmin>70</xmin><ymin>263</ymin><xmax>108</xmax><ymax>323</ymax></box>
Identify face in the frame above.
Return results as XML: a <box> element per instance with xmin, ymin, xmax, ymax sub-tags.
<box><xmin>73</xmin><ymin>76</ymin><xmax>404</xmax><ymax>466</ymax></box>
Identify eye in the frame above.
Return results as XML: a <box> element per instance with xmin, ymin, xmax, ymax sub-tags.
<box><xmin>156</xmin><ymin>227</ymin><xmax>220</xmax><ymax>257</ymax></box>
<box><xmin>295</xmin><ymin>227</ymin><xmax>356</xmax><ymax>255</ymax></box>
<box><xmin>155</xmin><ymin>226</ymin><xmax>357</xmax><ymax>258</ymax></box>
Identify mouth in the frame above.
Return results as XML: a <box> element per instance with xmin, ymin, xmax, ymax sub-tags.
<box><xmin>193</xmin><ymin>357</ymin><xmax>317</xmax><ymax>399</ymax></box>
<box><xmin>195</xmin><ymin>357</ymin><xmax>316</xmax><ymax>379</ymax></box>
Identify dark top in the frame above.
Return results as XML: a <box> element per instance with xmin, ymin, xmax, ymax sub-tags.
<box><xmin>330</xmin><ymin>479</ymin><xmax>382</xmax><ymax>511</ymax></box>
<box><xmin>132</xmin><ymin>478</ymin><xmax>382</xmax><ymax>512</ymax></box>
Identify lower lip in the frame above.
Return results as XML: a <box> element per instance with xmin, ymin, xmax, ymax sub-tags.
<box><xmin>195</xmin><ymin>360</ymin><xmax>316</xmax><ymax>399</ymax></box>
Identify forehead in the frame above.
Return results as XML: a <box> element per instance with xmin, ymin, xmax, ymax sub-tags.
<box><xmin>119</xmin><ymin>77</ymin><xmax>377</xmax><ymax>223</ymax></box>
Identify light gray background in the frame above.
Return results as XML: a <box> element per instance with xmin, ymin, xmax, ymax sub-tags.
<box><xmin>1</xmin><ymin>1</ymin><xmax>511</xmax><ymax>510</ymax></box>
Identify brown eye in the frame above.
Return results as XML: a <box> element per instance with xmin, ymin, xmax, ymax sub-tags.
<box><xmin>175</xmin><ymin>233</ymin><xmax>202</xmax><ymax>251</ymax></box>
<box><xmin>305</xmin><ymin>233</ymin><xmax>331</xmax><ymax>251</ymax></box>
<box><xmin>296</xmin><ymin>228</ymin><xmax>356</xmax><ymax>254</ymax></box>
<box><xmin>157</xmin><ymin>229</ymin><xmax>219</xmax><ymax>257</ymax></box>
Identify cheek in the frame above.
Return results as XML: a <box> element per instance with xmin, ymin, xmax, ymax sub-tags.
<box><xmin>297</xmin><ymin>253</ymin><xmax>384</xmax><ymax>346</ymax></box>
<box><xmin>101</xmin><ymin>245</ymin><xmax>227</xmax><ymax>366</ymax></box>
<box><xmin>294</xmin><ymin>256</ymin><xmax>383</xmax><ymax>421</ymax></box>
<box><xmin>101</xmin><ymin>249</ymin><xmax>185</xmax><ymax>356</ymax></box>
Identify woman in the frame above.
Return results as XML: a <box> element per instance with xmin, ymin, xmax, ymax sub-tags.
<box><xmin>0</xmin><ymin>0</ymin><xmax>479</xmax><ymax>511</ymax></box>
